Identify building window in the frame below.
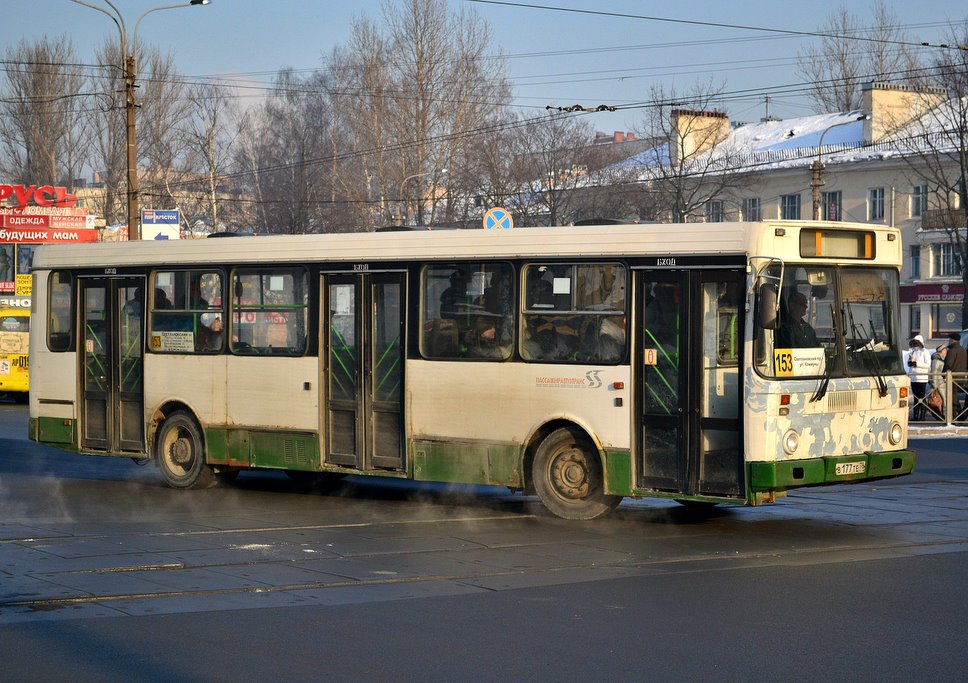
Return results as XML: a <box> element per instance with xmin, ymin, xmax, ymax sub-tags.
<box><xmin>821</xmin><ymin>191</ymin><xmax>841</xmax><ymax>221</ymax></box>
<box><xmin>742</xmin><ymin>197</ymin><xmax>761</xmax><ymax>222</ymax></box>
<box><xmin>705</xmin><ymin>199</ymin><xmax>724</xmax><ymax>223</ymax></box>
<box><xmin>868</xmin><ymin>187</ymin><xmax>885</xmax><ymax>222</ymax></box>
<box><xmin>912</xmin><ymin>184</ymin><xmax>928</xmax><ymax>218</ymax></box>
<box><xmin>932</xmin><ymin>303</ymin><xmax>963</xmax><ymax>337</ymax></box>
<box><xmin>910</xmin><ymin>245</ymin><xmax>921</xmax><ymax>279</ymax></box>
<box><xmin>933</xmin><ymin>243</ymin><xmax>963</xmax><ymax>278</ymax></box>
<box><xmin>780</xmin><ymin>194</ymin><xmax>800</xmax><ymax>220</ymax></box>
<box><xmin>910</xmin><ymin>305</ymin><xmax>921</xmax><ymax>336</ymax></box>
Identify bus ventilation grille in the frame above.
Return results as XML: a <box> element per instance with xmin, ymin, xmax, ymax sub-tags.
<box><xmin>283</xmin><ymin>439</ymin><xmax>309</xmax><ymax>466</ymax></box>
<box><xmin>826</xmin><ymin>391</ymin><xmax>858</xmax><ymax>412</ymax></box>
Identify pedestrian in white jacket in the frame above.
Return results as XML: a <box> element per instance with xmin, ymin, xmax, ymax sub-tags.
<box><xmin>904</xmin><ymin>335</ymin><xmax>931</xmax><ymax>419</ymax></box>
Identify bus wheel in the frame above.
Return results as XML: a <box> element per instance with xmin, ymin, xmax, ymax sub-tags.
<box><xmin>533</xmin><ymin>427</ymin><xmax>621</xmax><ymax>520</ymax></box>
<box><xmin>156</xmin><ymin>411</ymin><xmax>215</xmax><ymax>489</ymax></box>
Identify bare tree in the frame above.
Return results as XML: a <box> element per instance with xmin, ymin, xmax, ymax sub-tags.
<box><xmin>329</xmin><ymin>0</ymin><xmax>509</xmax><ymax>229</ymax></box>
<box><xmin>237</xmin><ymin>69</ymin><xmax>338</xmax><ymax>234</ymax></box>
<box><xmin>797</xmin><ymin>2</ymin><xmax>921</xmax><ymax>112</ymax></box>
<box><xmin>328</xmin><ymin>18</ymin><xmax>400</xmax><ymax>228</ymax></box>
<box><xmin>82</xmin><ymin>40</ymin><xmax>126</xmax><ymax>225</ymax></box>
<box><xmin>137</xmin><ymin>47</ymin><xmax>189</xmax><ymax>218</ymax></box>
<box><xmin>507</xmin><ymin>113</ymin><xmax>594</xmax><ymax>226</ymax></box>
<box><xmin>0</xmin><ymin>37</ymin><xmax>86</xmax><ymax>186</ymax></box>
<box><xmin>179</xmin><ymin>81</ymin><xmax>246</xmax><ymax>232</ymax></box>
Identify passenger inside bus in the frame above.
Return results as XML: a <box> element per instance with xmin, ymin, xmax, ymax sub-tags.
<box><xmin>154</xmin><ymin>288</ymin><xmax>173</xmax><ymax>310</ymax></box>
<box><xmin>197</xmin><ymin>313</ymin><xmax>223</xmax><ymax>351</ymax></box>
<box><xmin>439</xmin><ymin>268</ymin><xmax>470</xmax><ymax>320</ymax></box>
<box><xmin>464</xmin><ymin>274</ymin><xmax>513</xmax><ymax>358</ymax></box>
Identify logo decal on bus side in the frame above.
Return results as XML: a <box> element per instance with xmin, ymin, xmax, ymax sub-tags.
<box><xmin>535</xmin><ymin>370</ymin><xmax>603</xmax><ymax>389</ymax></box>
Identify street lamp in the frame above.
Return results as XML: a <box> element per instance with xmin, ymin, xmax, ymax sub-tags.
<box><xmin>811</xmin><ymin>114</ymin><xmax>870</xmax><ymax>221</ymax></box>
<box><xmin>400</xmin><ymin>168</ymin><xmax>446</xmax><ymax>226</ymax></box>
<box><xmin>69</xmin><ymin>0</ymin><xmax>212</xmax><ymax>240</ymax></box>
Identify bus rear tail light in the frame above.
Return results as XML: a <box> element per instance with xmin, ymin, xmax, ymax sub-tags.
<box><xmin>899</xmin><ymin>387</ymin><xmax>908</xmax><ymax>398</ymax></box>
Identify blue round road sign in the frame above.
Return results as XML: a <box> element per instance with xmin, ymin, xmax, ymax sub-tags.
<box><xmin>483</xmin><ymin>207</ymin><xmax>513</xmax><ymax>230</ymax></box>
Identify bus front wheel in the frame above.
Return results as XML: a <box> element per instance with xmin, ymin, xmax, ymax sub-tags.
<box><xmin>156</xmin><ymin>411</ymin><xmax>215</xmax><ymax>489</ymax></box>
<box><xmin>532</xmin><ymin>427</ymin><xmax>621</xmax><ymax>520</ymax></box>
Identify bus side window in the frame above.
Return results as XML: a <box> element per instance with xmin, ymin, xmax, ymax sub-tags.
<box><xmin>521</xmin><ymin>263</ymin><xmax>626</xmax><ymax>363</ymax></box>
<box><xmin>420</xmin><ymin>263</ymin><xmax>514</xmax><ymax>361</ymax></box>
<box><xmin>230</xmin><ymin>268</ymin><xmax>308</xmax><ymax>356</ymax></box>
<box><xmin>48</xmin><ymin>271</ymin><xmax>73</xmax><ymax>352</ymax></box>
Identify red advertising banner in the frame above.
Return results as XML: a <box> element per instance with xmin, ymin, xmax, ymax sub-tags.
<box><xmin>0</xmin><ymin>227</ymin><xmax>98</xmax><ymax>243</ymax></box>
<box><xmin>0</xmin><ymin>206</ymin><xmax>87</xmax><ymax>217</ymax></box>
<box><xmin>0</xmin><ymin>214</ymin><xmax>89</xmax><ymax>229</ymax></box>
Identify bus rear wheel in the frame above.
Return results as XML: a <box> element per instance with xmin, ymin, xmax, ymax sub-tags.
<box><xmin>156</xmin><ymin>411</ymin><xmax>215</xmax><ymax>489</ymax></box>
<box><xmin>532</xmin><ymin>427</ymin><xmax>621</xmax><ymax>520</ymax></box>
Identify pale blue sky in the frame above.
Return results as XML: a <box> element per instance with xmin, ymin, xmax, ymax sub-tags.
<box><xmin>7</xmin><ymin>0</ymin><xmax>968</xmax><ymax>132</ymax></box>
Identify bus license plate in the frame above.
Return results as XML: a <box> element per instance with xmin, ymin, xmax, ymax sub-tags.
<box><xmin>835</xmin><ymin>462</ymin><xmax>866</xmax><ymax>476</ymax></box>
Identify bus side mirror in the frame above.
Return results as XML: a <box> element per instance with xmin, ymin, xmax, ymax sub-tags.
<box><xmin>757</xmin><ymin>283</ymin><xmax>778</xmax><ymax>330</ymax></box>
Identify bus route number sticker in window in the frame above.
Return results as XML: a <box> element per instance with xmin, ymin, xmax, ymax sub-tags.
<box><xmin>151</xmin><ymin>331</ymin><xmax>195</xmax><ymax>353</ymax></box>
<box><xmin>773</xmin><ymin>348</ymin><xmax>825</xmax><ymax>377</ymax></box>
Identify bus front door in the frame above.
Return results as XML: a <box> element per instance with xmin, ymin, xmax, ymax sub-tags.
<box><xmin>322</xmin><ymin>272</ymin><xmax>405</xmax><ymax>471</ymax></box>
<box><xmin>79</xmin><ymin>277</ymin><xmax>146</xmax><ymax>454</ymax></box>
<box><xmin>637</xmin><ymin>269</ymin><xmax>744</xmax><ymax>498</ymax></box>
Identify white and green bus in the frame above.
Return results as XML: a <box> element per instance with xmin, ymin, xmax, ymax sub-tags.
<box><xmin>28</xmin><ymin>221</ymin><xmax>915</xmax><ymax>519</ymax></box>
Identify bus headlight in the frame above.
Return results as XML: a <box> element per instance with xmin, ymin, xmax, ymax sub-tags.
<box><xmin>889</xmin><ymin>422</ymin><xmax>903</xmax><ymax>445</ymax></box>
<box><xmin>782</xmin><ymin>430</ymin><xmax>800</xmax><ymax>455</ymax></box>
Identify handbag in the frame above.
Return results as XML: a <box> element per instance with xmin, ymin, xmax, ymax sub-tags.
<box><xmin>926</xmin><ymin>388</ymin><xmax>943</xmax><ymax>413</ymax></box>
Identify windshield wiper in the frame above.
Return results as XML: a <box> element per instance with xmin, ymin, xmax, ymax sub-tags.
<box><xmin>846</xmin><ymin>303</ymin><xmax>888</xmax><ymax>398</ymax></box>
<box><xmin>810</xmin><ymin>305</ymin><xmax>836</xmax><ymax>403</ymax></box>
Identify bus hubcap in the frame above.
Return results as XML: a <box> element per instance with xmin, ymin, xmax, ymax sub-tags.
<box><xmin>551</xmin><ymin>449</ymin><xmax>591</xmax><ymax>499</ymax></box>
<box><xmin>170</xmin><ymin>437</ymin><xmax>192</xmax><ymax>466</ymax></box>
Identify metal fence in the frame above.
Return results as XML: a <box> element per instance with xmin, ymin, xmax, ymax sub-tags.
<box><xmin>909</xmin><ymin>371</ymin><xmax>968</xmax><ymax>426</ymax></box>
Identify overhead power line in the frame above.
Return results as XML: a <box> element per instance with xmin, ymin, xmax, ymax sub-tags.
<box><xmin>463</xmin><ymin>0</ymin><xmax>968</xmax><ymax>52</ymax></box>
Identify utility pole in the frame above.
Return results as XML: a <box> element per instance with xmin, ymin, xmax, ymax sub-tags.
<box><xmin>810</xmin><ymin>158</ymin><xmax>823</xmax><ymax>221</ymax></box>
<box><xmin>125</xmin><ymin>54</ymin><xmax>139</xmax><ymax>239</ymax></box>
<box><xmin>811</xmin><ymin>114</ymin><xmax>870</xmax><ymax>221</ymax></box>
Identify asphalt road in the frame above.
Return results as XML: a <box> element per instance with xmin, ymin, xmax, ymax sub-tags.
<box><xmin>1</xmin><ymin>401</ymin><xmax>966</xmax><ymax>681</ymax></box>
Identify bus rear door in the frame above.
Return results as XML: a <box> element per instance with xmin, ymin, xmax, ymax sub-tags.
<box><xmin>79</xmin><ymin>277</ymin><xmax>145</xmax><ymax>454</ymax></box>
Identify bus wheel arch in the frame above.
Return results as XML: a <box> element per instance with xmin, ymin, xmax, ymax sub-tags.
<box><xmin>527</xmin><ymin>422</ymin><xmax>621</xmax><ymax>520</ymax></box>
<box><xmin>154</xmin><ymin>408</ymin><xmax>216</xmax><ymax>489</ymax></box>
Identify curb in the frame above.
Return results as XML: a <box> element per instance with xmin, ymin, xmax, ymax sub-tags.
<box><xmin>909</xmin><ymin>425</ymin><xmax>968</xmax><ymax>438</ymax></box>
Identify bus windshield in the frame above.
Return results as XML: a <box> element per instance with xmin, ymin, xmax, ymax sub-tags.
<box><xmin>754</xmin><ymin>265</ymin><xmax>904</xmax><ymax>379</ymax></box>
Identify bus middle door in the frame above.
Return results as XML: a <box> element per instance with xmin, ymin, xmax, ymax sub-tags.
<box><xmin>321</xmin><ymin>272</ymin><xmax>405</xmax><ymax>472</ymax></box>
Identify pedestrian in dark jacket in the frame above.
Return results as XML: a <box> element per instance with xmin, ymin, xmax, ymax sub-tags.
<box><xmin>942</xmin><ymin>332</ymin><xmax>968</xmax><ymax>418</ymax></box>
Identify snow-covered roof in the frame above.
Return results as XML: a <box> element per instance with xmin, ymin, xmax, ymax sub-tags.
<box><xmin>609</xmin><ymin>97</ymin><xmax>966</xmax><ymax>177</ymax></box>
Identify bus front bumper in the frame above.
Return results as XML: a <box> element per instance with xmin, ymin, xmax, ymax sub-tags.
<box><xmin>748</xmin><ymin>450</ymin><xmax>916</xmax><ymax>493</ymax></box>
